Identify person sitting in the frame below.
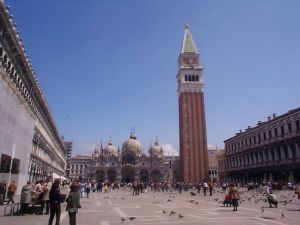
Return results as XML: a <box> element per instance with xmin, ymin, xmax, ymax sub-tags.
<box><xmin>20</xmin><ymin>181</ymin><xmax>34</xmax><ymax>215</ymax></box>
<box><xmin>267</xmin><ymin>193</ymin><xmax>278</xmax><ymax>208</ymax></box>
<box><xmin>223</xmin><ymin>193</ymin><xmax>232</xmax><ymax>207</ymax></box>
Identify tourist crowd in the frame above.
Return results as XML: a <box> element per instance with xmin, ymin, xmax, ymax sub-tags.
<box><xmin>0</xmin><ymin>178</ymin><xmax>300</xmax><ymax>225</ymax></box>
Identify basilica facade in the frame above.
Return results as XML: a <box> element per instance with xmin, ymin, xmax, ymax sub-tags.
<box><xmin>86</xmin><ymin>132</ymin><xmax>178</xmax><ymax>183</ymax></box>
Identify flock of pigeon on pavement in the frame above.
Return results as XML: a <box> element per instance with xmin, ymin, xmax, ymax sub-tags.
<box><xmin>107</xmin><ymin>187</ymin><xmax>300</xmax><ymax>222</ymax></box>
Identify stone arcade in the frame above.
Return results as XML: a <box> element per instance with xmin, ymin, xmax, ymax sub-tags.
<box><xmin>0</xmin><ymin>2</ymin><xmax>66</xmax><ymax>193</ymax></box>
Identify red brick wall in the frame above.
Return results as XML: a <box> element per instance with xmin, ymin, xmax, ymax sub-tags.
<box><xmin>179</xmin><ymin>92</ymin><xmax>208</xmax><ymax>183</ymax></box>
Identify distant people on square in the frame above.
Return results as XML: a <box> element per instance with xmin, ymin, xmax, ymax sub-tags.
<box><xmin>104</xmin><ymin>184</ymin><xmax>109</xmax><ymax>193</ymax></box>
<box><xmin>3</xmin><ymin>177</ymin><xmax>300</xmax><ymax>221</ymax></box>
<box><xmin>80</xmin><ymin>184</ymin><xmax>85</xmax><ymax>198</ymax></box>
<box><xmin>48</xmin><ymin>179</ymin><xmax>62</xmax><ymax>225</ymax></box>
<box><xmin>0</xmin><ymin>181</ymin><xmax>6</xmax><ymax>205</ymax></box>
<box><xmin>208</xmin><ymin>181</ymin><xmax>213</xmax><ymax>196</ymax></box>
<box><xmin>203</xmin><ymin>182</ymin><xmax>208</xmax><ymax>196</ymax></box>
<box><xmin>295</xmin><ymin>183</ymin><xmax>300</xmax><ymax>199</ymax></box>
<box><xmin>295</xmin><ymin>183</ymin><xmax>300</xmax><ymax>210</ymax></box>
<box><xmin>85</xmin><ymin>183</ymin><xmax>91</xmax><ymax>198</ymax></box>
<box><xmin>7</xmin><ymin>180</ymin><xmax>17</xmax><ymax>204</ymax></box>
<box><xmin>97</xmin><ymin>182</ymin><xmax>103</xmax><ymax>192</ymax></box>
<box><xmin>66</xmin><ymin>183</ymin><xmax>81</xmax><ymax>225</ymax></box>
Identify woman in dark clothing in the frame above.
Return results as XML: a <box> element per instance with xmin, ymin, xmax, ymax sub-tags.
<box><xmin>48</xmin><ymin>179</ymin><xmax>61</xmax><ymax>225</ymax></box>
<box><xmin>66</xmin><ymin>183</ymin><xmax>81</xmax><ymax>225</ymax></box>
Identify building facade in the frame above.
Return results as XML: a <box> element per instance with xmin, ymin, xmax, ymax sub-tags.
<box><xmin>208</xmin><ymin>149</ymin><xmax>223</xmax><ymax>182</ymax></box>
<box><xmin>81</xmin><ymin>133</ymin><xmax>178</xmax><ymax>183</ymax></box>
<box><xmin>216</xmin><ymin>150</ymin><xmax>226</xmax><ymax>182</ymax></box>
<box><xmin>0</xmin><ymin>2</ymin><xmax>66</xmax><ymax>193</ymax></box>
<box><xmin>224</xmin><ymin>108</ymin><xmax>300</xmax><ymax>184</ymax></box>
<box><xmin>177</xmin><ymin>25</ymin><xmax>209</xmax><ymax>183</ymax></box>
<box><xmin>70</xmin><ymin>155</ymin><xmax>91</xmax><ymax>182</ymax></box>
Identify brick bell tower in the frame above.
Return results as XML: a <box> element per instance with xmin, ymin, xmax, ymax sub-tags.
<box><xmin>177</xmin><ymin>24</ymin><xmax>208</xmax><ymax>183</ymax></box>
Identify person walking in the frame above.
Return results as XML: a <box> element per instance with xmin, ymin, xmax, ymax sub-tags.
<box><xmin>203</xmin><ymin>182</ymin><xmax>208</xmax><ymax>196</ymax></box>
<box><xmin>66</xmin><ymin>183</ymin><xmax>81</xmax><ymax>225</ymax></box>
<box><xmin>228</xmin><ymin>183</ymin><xmax>239</xmax><ymax>211</ymax></box>
<box><xmin>42</xmin><ymin>178</ymin><xmax>52</xmax><ymax>214</ymax></box>
<box><xmin>20</xmin><ymin>181</ymin><xmax>34</xmax><ymax>215</ymax></box>
<box><xmin>295</xmin><ymin>183</ymin><xmax>300</xmax><ymax>210</ymax></box>
<box><xmin>7</xmin><ymin>180</ymin><xmax>17</xmax><ymax>204</ymax></box>
<box><xmin>48</xmin><ymin>179</ymin><xmax>62</xmax><ymax>225</ymax></box>
<box><xmin>85</xmin><ymin>183</ymin><xmax>90</xmax><ymax>198</ymax></box>
<box><xmin>208</xmin><ymin>181</ymin><xmax>213</xmax><ymax>196</ymax></box>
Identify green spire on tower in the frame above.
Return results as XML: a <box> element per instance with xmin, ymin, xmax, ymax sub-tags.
<box><xmin>181</xmin><ymin>23</ymin><xmax>199</xmax><ymax>54</ymax></box>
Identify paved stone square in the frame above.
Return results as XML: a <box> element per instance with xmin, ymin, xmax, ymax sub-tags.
<box><xmin>0</xmin><ymin>188</ymin><xmax>299</xmax><ymax>225</ymax></box>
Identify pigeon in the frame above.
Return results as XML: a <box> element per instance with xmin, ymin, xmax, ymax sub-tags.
<box><xmin>190</xmin><ymin>192</ymin><xmax>196</xmax><ymax>196</ymax></box>
<box><xmin>129</xmin><ymin>217</ymin><xmax>136</xmax><ymax>220</ymax></box>
<box><xmin>121</xmin><ymin>197</ymin><xmax>124</xmax><ymax>200</ymax></box>
<box><xmin>169</xmin><ymin>211</ymin><xmax>176</xmax><ymax>216</ymax></box>
<box><xmin>121</xmin><ymin>217</ymin><xmax>126</xmax><ymax>221</ymax></box>
<box><xmin>179</xmin><ymin>213</ymin><xmax>184</xmax><ymax>218</ymax></box>
<box><xmin>162</xmin><ymin>210</ymin><xmax>167</xmax><ymax>214</ymax></box>
<box><xmin>281</xmin><ymin>213</ymin><xmax>285</xmax><ymax>218</ymax></box>
<box><xmin>167</xmin><ymin>199</ymin><xmax>172</xmax><ymax>202</ymax></box>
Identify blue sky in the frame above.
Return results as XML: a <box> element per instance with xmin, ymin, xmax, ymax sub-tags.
<box><xmin>5</xmin><ymin>0</ymin><xmax>300</xmax><ymax>155</ymax></box>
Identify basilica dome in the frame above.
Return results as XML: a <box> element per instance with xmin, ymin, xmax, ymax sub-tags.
<box><xmin>149</xmin><ymin>140</ymin><xmax>163</xmax><ymax>157</ymax></box>
<box><xmin>104</xmin><ymin>141</ymin><xmax>118</xmax><ymax>156</ymax></box>
<box><xmin>122</xmin><ymin>132</ymin><xmax>142</xmax><ymax>155</ymax></box>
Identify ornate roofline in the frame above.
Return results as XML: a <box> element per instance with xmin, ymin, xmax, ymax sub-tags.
<box><xmin>224</xmin><ymin>107</ymin><xmax>300</xmax><ymax>142</ymax></box>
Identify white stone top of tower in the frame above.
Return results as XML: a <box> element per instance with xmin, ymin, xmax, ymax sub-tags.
<box><xmin>177</xmin><ymin>24</ymin><xmax>204</xmax><ymax>96</ymax></box>
<box><xmin>181</xmin><ymin>24</ymin><xmax>199</xmax><ymax>54</ymax></box>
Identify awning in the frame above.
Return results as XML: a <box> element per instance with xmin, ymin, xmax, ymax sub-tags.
<box><xmin>52</xmin><ymin>172</ymin><xmax>69</xmax><ymax>180</ymax></box>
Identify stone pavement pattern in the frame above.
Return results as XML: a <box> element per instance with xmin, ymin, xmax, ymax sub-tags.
<box><xmin>0</xmin><ymin>188</ymin><xmax>299</xmax><ymax>225</ymax></box>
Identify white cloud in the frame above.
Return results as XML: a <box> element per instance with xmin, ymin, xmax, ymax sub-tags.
<box><xmin>207</xmin><ymin>144</ymin><xmax>216</xmax><ymax>150</ymax></box>
<box><xmin>207</xmin><ymin>144</ymin><xmax>224</xmax><ymax>150</ymax></box>
<box><xmin>161</xmin><ymin>144</ymin><xmax>179</xmax><ymax>156</ymax></box>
